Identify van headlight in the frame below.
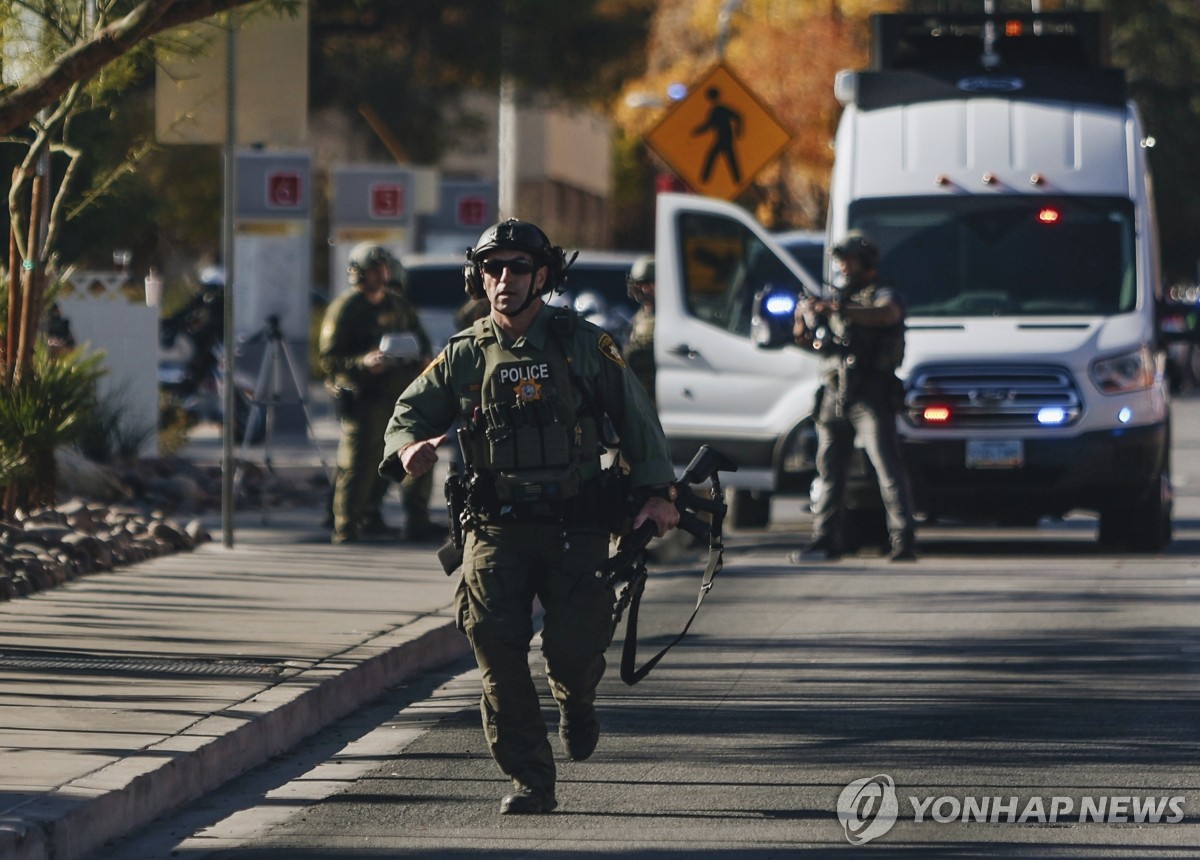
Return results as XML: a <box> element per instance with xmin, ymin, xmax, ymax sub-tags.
<box><xmin>1089</xmin><ymin>345</ymin><xmax>1155</xmax><ymax>394</ymax></box>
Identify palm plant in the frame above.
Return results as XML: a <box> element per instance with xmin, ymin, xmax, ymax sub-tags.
<box><xmin>0</xmin><ymin>341</ymin><xmax>106</xmax><ymax>513</ymax></box>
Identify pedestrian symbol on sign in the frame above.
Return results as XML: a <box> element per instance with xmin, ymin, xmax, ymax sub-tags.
<box><xmin>645</xmin><ymin>63</ymin><xmax>791</xmax><ymax>201</ymax></box>
<box><xmin>693</xmin><ymin>87</ymin><xmax>743</xmax><ymax>185</ymax></box>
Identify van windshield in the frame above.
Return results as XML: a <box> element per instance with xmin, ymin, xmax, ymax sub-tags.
<box><xmin>850</xmin><ymin>196</ymin><xmax>1137</xmax><ymax>317</ymax></box>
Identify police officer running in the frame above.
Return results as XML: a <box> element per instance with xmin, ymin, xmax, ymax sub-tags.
<box><xmin>792</xmin><ymin>231</ymin><xmax>917</xmax><ymax>562</ymax></box>
<box><xmin>320</xmin><ymin>243</ymin><xmax>441</xmax><ymax>545</ymax></box>
<box><xmin>380</xmin><ymin>219</ymin><xmax>679</xmax><ymax>814</ymax></box>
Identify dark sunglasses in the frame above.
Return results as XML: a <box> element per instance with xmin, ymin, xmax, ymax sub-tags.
<box><xmin>481</xmin><ymin>257</ymin><xmax>536</xmax><ymax>276</ymax></box>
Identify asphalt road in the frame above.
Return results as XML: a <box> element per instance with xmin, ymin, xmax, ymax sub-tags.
<box><xmin>97</xmin><ymin>395</ymin><xmax>1200</xmax><ymax>858</ymax></box>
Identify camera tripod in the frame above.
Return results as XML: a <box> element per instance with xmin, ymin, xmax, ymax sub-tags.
<box><xmin>233</xmin><ymin>314</ymin><xmax>333</xmax><ymax>522</ymax></box>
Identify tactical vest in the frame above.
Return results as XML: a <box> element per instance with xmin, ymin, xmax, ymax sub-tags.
<box><xmin>830</xmin><ymin>283</ymin><xmax>906</xmax><ymax>373</ymax></box>
<box><xmin>468</xmin><ymin>315</ymin><xmax>601</xmax><ymax>504</ymax></box>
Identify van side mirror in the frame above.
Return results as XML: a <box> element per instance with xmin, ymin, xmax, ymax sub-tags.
<box><xmin>750</xmin><ymin>285</ymin><xmax>798</xmax><ymax>349</ymax></box>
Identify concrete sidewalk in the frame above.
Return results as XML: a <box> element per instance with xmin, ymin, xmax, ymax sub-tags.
<box><xmin>0</xmin><ymin>424</ymin><xmax>471</xmax><ymax>860</ymax></box>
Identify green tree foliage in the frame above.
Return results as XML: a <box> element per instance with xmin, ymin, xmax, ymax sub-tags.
<box><xmin>1097</xmin><ymin>0</ymin><xmax>1200</xmax><ymax>281</ymax></box>
<box><xmin>308</xmin><ymin>1</ymin><xmax>654</xmax><ymax>164</ymax></box>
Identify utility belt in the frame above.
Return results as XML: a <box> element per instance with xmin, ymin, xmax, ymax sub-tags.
<box><xmin>446</xmin><ymin>460</ymin><xmax>625</xmax><ymax>549</ymax></box>
<box><xmin>493</xmin><ymin>464</ymin><xmax>581</xmax><ymax>505</ymax></box>
<box><xmin>474</xmin><ymin>472</ymin><xmax>618</xmax><ymax>528</ymax></box>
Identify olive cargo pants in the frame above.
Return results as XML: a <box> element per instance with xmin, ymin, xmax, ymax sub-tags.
<box><xmin>458</xmin><ymin>521</ymin><xmax>614</xmax><ymax>790</ymax></box>
<box><xmin>333</xmin><ymin>395</ymin><xmax>432</xmax><ymax>538</ymax></box>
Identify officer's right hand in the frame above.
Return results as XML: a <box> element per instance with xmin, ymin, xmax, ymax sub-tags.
<box><xmin>633</xmin><ymin>496</ymin><xmax>680</xmax><ymax>538</ymax></box>
<box><xmin>400</xmin><ymin>434</ymin><xmax>448</xmax><ymax>478</ymax></box>
<box><xmin>363</xmin><ymin>350</ymin><xmax>389</xmax><ymax>374</ymax></box>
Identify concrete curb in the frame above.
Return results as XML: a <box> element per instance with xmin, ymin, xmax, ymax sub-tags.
<box><xmin>0</xmin><ymin>613</ymin><xmax>471</xmax><ymax>860</ymax></box>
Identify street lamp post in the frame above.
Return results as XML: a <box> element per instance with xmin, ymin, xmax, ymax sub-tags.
<box><xmin>716</xmin><ymin>0</ymin><xmax>743</xmax><ymax>60</ymax></box>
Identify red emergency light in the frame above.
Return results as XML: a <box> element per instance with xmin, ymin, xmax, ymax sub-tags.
<box><xmin>922</xmin><ymin>405</ymin><xmax>952</xmax><ymax>424</ymax></box>
<box><xmin>1037</xmin><ymin>206</ymin><xmax>1061</xmax><ymax>224</ymax></box>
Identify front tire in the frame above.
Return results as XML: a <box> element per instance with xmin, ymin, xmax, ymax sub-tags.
<box><xmin>1098</xmin><ymin>467</ymin><xmax>1172</xmax><ymax>553</ymax></box>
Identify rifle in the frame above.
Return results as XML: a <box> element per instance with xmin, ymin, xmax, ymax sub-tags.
<box><xmin>603</xmin><ymin>445</ymin><xmax>738</xmax><ymax>686</ymax></box>
<box><xmin>436</xmin><ymin>423</ymin><xmax>478</xmax><ymax>576</ymax></box>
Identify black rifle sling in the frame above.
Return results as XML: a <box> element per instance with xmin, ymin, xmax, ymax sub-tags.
<box><xmin>619</xmin><ymin>533</ymin><xmax>725</xmax><ymax>686</ymax></box>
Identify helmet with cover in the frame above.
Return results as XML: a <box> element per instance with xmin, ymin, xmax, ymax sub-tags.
<box><xmin>347</xmin><ymin>243</ymin><xmax>393</xmax><ymax>285</ymax></box>
<box><xmin>830</xmin><ymin>231</ymin><xmax>880</xmax><ymax>270</ymax></box>
<box><xmin>626</xmin><ymin>255</ymin><xmax>655</xmax><ymax>302</ymax></box>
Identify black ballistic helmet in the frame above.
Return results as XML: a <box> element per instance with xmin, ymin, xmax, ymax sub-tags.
<box><xmin>463</xmin><ymin>219</ymin><xmax>570</xmax><ymax>300</ymax></box>
<box><xmin>831</xmin><ymin>231</ymin><xmax>880</xmax><ymax>269</ymax></box>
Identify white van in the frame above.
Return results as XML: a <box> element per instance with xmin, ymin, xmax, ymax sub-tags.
<box><xmin>655</xmin><ymin>10</ymin><xmax>1172</xmax><ymax>550</ymax></box>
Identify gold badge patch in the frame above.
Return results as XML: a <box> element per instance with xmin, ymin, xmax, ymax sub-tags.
<box><xmin>514</xmin><ymin>378</ymin><xmax>543</xmax><ymax>402</ymax></box>
<box><xmin>598</xmin><ymin>333</ymin><xmax>626</xmax><ymax>368</ymax></box>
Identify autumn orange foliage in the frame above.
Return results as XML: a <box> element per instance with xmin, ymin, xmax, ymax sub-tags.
<box><xmin>616</xmin><ymin>0</ymin><xmax>902</xmax><ymax>230</ymax></box>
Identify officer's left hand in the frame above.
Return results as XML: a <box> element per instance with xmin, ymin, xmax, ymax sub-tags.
<box><xmin>633</xmin><ymin>496</ymin><xmax>679</xmax><ymax>538</ymax></box>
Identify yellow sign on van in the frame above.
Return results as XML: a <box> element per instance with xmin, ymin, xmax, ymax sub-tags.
<box><xmin>645</xmin><ymin>63</ymin><xmax>792</xmax><ymax>201</ymax></box>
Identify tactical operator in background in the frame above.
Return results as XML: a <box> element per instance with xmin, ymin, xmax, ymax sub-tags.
<box><xmin>792</xmin><ymin>231</ymin><xmax>917</xmax><ymax>562</ymax></box>
<box><xmin>380</xmin><ymin>219</ymin><xmax>679</xmax><ymax>815</ymax></box>
<box><xmin>160</xmin><ymin>266</ymin><xmax>226</xmax><ymax>390</ymax></box>
<box><xmin>622</xmin><ymin>255</ymin><xmax>657</xmax><ymax>404</ymax></box>
<box><xmin>319</xmin><ymin>243</ymin><xmax>443</xmax><ymax>545</ymax></box>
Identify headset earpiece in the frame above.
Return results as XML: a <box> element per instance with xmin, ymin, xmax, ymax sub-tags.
<box><xmin>463</xmin><ymin>260</ymin><xmax>483</xmax><ymax>299</ymax></box>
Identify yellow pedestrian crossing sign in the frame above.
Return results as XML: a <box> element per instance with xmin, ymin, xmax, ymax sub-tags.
<box><xmin>645</xmin><ymin>63</ymin><xmax>792</xmax><ymax>201</ymax></box>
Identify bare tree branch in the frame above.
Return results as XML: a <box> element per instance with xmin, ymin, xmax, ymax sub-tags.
<box><xmin>0</xmin><ymin>0</ymin><xmax>286</xmax><ymax>135</ymax></box>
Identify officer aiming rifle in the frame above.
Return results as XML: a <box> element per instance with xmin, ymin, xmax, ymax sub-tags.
<box><xmin>791</xmin><ymin>230</ymin><xmax>917</xmax><ymax>564</ymax></box>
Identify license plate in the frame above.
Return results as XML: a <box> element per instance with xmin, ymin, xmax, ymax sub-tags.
<box><xmin>966</xmin><ymin>440</ymin><xmax>1024</xmax><ymax>469</ymax></box>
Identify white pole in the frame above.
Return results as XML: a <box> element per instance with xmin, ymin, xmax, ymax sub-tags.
<box><xmin>498</xmin><ymin>73</ymin><xmax>517</xmax><ymax>220</ymax></box>
<box><xmin>497</xmin><ymin>9</ymin><xmax>517</xmax><ymax>220</ymax></box>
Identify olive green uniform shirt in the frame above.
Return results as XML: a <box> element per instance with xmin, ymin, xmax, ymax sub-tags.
<box><xmin>319</xmin><ymin>287</ymin><xmax>431</xmax><ymax>400</ymax></box>
<box><xmin>319</xmin><ymin>287</ymin><xmax>433</xmax><ymax>539</ymax></box>
<box><xmin>381</xmin><ymin>303</ymin><xmax>674</xmax><ymax>490</ymax></box>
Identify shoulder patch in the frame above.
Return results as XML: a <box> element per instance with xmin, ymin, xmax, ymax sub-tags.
<box><xmin>598</xmin><ymin>332</ymin><xmax>626</xmax><ymax>368</ymax></box>
<box><xmin>420</xmin><ymin>350</ymin><xmax>446</xmax><ymax>377</ymax></box>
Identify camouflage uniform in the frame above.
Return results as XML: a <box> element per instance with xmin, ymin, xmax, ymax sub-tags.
<box><xmin>380</xmin><ymin>301</ymin><xmax>674</xmax><ymax>797</ymax></box>
<box><xmin>319</xmin><ymin>287</ymin><xmax>432</xmax><ymax>542</ymax></box>
<box><xmin>805</xmin><ymin>280</ymin><xmax>915</xmax><ymax>554</ymax></box>
<box><xmin>622</xmin><ymin>305</ymin><xmax>656</xmax><ymax>404</ymax></box>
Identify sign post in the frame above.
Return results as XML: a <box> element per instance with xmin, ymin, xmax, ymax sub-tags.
<box><xmin>645</xmin><ymin>63</ymin><xmax>791</xmax><ymax>201</ymax></box>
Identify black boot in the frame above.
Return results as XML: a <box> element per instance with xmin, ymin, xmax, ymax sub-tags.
<box><xmin>559</xmin><ymin>706</ymin><xmax>600</xmax><ymax>762</ymax></box>
<box><xmin>500</xmin><ymin>785</ymin><xmax>558</xmax><ymax>814</ymax></box>
<box><xmin>788</xmin><ymin>535</ymin><xmax>842</xmax><ymax>563</ymax></box>
<box><xmin>889</xmin><ymin>531</ymin><xmax>917</xmax><ymax>562</ymax></box>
